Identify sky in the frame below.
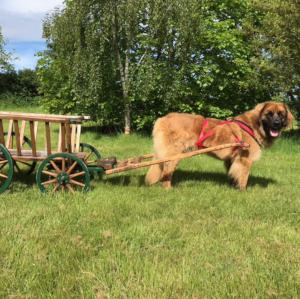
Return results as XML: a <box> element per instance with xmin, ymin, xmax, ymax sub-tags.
<box><xmin>0</xmin><ymin>0</ymin><xmax>64</xmax><ymax>70</ymax></box>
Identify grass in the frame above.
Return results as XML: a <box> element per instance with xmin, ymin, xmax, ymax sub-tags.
<box><xmin>0</xmin><ymin>103</ymin><xmax>299</xmax><ymax>298</ymax></box>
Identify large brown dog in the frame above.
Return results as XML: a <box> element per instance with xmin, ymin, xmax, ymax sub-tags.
<box><xmin>145</xmin><ymin>102</ymin><xmax>293</xmax><ymax>189</ymax></box>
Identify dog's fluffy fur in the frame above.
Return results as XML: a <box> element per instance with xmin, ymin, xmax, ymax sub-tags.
<box><xmin>145</xmin><ymin>102</ymin><xmax>293</xmax><ymax>189</ymax></box>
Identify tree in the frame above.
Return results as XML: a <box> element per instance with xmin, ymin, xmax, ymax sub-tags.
<box><xmin>251</xmin><ymin>0</ymin><xmax>300</xmax><ymax>118</ymax></box>
<box><xmin>37</xmin><ymin>0</ymin><xmax>273</xmax><ymax>132</ymax></box>
<box><xmin>38</xmin><ymin>0</ymin><xmax>149</xmax><ymax>133</ymax></box>
<box><xmin>0</xmin><ymin>25</ymin><xmax>13</xmax><ymax>73</ymax></box>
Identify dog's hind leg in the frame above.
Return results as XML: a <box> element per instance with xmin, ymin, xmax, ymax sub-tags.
<box><xmin>161</xmin><ymin>159</ymin><xmax>180</xmax><ymax>189</ymax></box>
<box><xmin>145</xmin><ymin>163</ymin><xmax>164</xmax><ymax>185</ymax></box>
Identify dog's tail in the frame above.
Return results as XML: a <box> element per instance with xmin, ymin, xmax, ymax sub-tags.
<box><xmin>145</xmin><ymin>162</ymin><xmax>163</xmax><ymax>185</ymax></box>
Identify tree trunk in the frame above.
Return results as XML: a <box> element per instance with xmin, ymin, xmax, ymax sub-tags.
<box><xmin>112</xmin><ymin>1</ymin><xmax>131</xmax><ymax>134</ymax></box>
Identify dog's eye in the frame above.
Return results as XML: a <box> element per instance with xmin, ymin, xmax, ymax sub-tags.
<box><xmin>278</xmin><ymin>111</ymin><xmax>284</xmax><ymax>118</ymax></box>
<box><xmin>267</xmin><ymin>111</ymin><xmax>273</xmax><ymax>117</ymax></box>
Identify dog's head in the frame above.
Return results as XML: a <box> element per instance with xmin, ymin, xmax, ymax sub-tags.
<box><xmin>255</xmin><ymin>102</ymin><xmax>294</xmax><ymax>139</ymax></box>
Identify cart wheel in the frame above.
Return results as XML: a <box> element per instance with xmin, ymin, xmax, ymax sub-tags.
<box><xmin>36</xmin><ymin>153</ymin><xmax>90</xmax><ymax>194</ymax></box>
<box><xmin>4</xmin><ymin>132</ymin><xmax>37</xmax><ymax>174</ymax></box>
<box><xmin>80</xmin><ymin>143</ymin><xmax>101</xmax><ymax>165</ymax></box>
<box><xmin>0</xmin><ymin>144</ymin><xmax>14</xmax><ymax>195</ymax></box>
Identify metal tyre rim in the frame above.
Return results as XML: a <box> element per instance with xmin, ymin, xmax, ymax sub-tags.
<box><xmin>36</xmin><ymin>153</ymin><xmax>90</xmax><ymax>194</ymax></box>
<box><xmin>0</xmin><ymin>144</ymin><xmax>14</xmax><ymax>195</ymax></box>
<box><xmin>79</xmin><ymin>143</ymin><xmax>101</xmax><ymax>165</ymax></box>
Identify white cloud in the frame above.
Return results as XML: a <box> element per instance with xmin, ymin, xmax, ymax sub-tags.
<box><xmin>0</xmin><ymin>0</ymin><xmax>64</xmax><ymax>41</ymax></box>
<box><xmin>0</xmin><ymin>0</ymin><xmax>64</xmax><ymax>69</ymax></box>
<box><xmin>1</xmin><ymin>0</ymin><xmax>63</xmax><ymax>14</ymax></box>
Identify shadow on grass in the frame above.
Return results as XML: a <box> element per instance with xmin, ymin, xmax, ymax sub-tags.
<box><xmin>9</xmin><ymin>171</ymin><xmax>97</xmax><ymax>192</ymax></box>
<box><xmin>103</xmin><ymin>169</ymin><xmax>276</xmax><ymax>188</ymax></box>
<box><xmin>172</xmin><ymin>170</ymin><xmax>276</xmax><ymax>188</ymax></box>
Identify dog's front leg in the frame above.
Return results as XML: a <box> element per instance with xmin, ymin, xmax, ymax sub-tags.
<box><xmin>228</xmin><ymin>158</ymin><xmax>252</xmax><ymax>190</ymax></box>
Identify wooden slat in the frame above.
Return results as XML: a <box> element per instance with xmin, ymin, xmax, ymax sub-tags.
<box><xmin>13</xmin><ymin>120</ymin><xmax>22</xmax><ymax>156</ymax></box>
<box><xmin>6</xmin><ymin>120</ymin><xmax>13</xmax><ymax>148</ymax></box>
<box><xmin>57</xmin><ymin>125</ymin><xmax>62</xmax><ymax>151</ymax></box>
<box><xmin>71</xmin><ymin>125</ymin><xmax>76</xmax><ymax>152</ymax></box>
<box><xmin>34</xmin><ymin>121</ymin><xmax>38</xmax><ymax>141</ymax></box>
<box><xmin>65</xmin><ymin>123</ymin><xmax>72</xmax><ymax>153</ymax></box>
<box><xmin>0</xmin><ymin>120</ymin><xmax>5</xmax><ymax>145</ymax></box>
<box><xmin>29</xmin><ymin>121</ymin><xmax>37</xmax><ymax>157</ymax></box>
<box><xmin>9</xmin><ymin>150</ymin><xmax>85</xmax><ymax>161</ymax></box>
<box><xmin>75</xmin><ymin>124</ymin><xmax>81</xmax><ymax>152</ymax></box>
<box><xmin>0</xmin><ymin>111</ymin><xmax>85</xmax><ymax>124</ymax></box>
<box><xmin>60</xmin><ymin>123</ymin><xmax>66</xmax><ymax>152</ymax></box>
<box><xmin>105</xmin><ymin>143</ymin><xmax>250</xmax><ymax>175</ymax></box>
<box><xmin>19</xmin><ymin>120</ymin><xmax>26</xmax><ymax>146</ymax></box>
<box><xmin>45</xmin><ymin>122</ymin><xmax>51</xmax><ymax>155</ymax></box>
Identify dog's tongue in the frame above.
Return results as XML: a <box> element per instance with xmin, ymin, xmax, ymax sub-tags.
<box><xmin>270</xmin><ymin>129</ymin><xmax>279</xmax><ymax>137</ymax></box>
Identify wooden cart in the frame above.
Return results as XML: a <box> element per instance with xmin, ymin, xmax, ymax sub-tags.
<box><xmin>0</xmin><ymin>111</ymin><xmax>102</xmax><ymax>194</ymax></box>
<box><xmin>0</xmin><ymin>111</ymin><xmax>248</xmax><ymax>194</ymax></box>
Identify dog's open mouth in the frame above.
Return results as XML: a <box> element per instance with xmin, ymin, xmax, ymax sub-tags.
<box><xmin>270</xmin><ymin>129</ymin><xmax>280</xmax><ymax>138</ymax></box>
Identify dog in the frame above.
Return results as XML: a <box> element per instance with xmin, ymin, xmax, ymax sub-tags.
<box><xmin>145</xmin><ymin>102</ymin><xmax>294</xmax><ymax>190</ymax></box>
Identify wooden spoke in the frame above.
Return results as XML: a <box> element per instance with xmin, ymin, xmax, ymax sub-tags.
<box><xmin>14</xmin><ymin>161</ymin><xmax>22</xmax><ymax>172</ymax></box>
<box><xmin>0</xmin><ymin>159</ymin><xmax>8</xmax><ymax>165</ymax></box>
<box><xmin>66</xmin><ymin>183</ymin><xmax>75</xmax><ymax>194</ymax></box>
<box><xmin>62</xmin><ymin>158</ymin><xmax>66</xmax><ymax>172</ymax></box>
<box><xmin>41</xmin><ymin>178</ymin><xmax>57</xmax><ymax>186</ymax></box>
<box><xmin>66</xmin><ymin>161</ymin><xmax>78</xmax><ymax>175</ymax></box>
<box><xmin>0</xmin><ymin>173</ymin><xmax>8</xmax><ymax>179</ymax></box>
<box><xmin>84</xmin><ymin>150</ymin><xmax>94</xmax><ymax>162</ymax></box>
<box><xmin>50</xmin><ymin>160</ymin><xmax>61</xmax><ymax>173</ymax></box>
<box><xmin>0</xmin><ymin>164</ymin><xmax>6</xmax><ymax>171</ymax></box>
<box><xmin>86</xmin><ymin>160</ymin><xmax>98</xmax><ymax>165</ymax></box>
<box><xmin>70</xmin><ymin>179</ymin><xmax>85</xmax><ymax>187</ymax></box>
<box><xmin>37</xmin><ymin>153</ymin><xmax>89</xmax><ymax>194</ymax></box>
<box><xmin>42</xmin><ymin>170</ymin><xmax>58</xmax><ymax>177</ymax></box>
<box><xmin>51</xmin><ymin>183</ymin><xmax>60</xmax><ymax>194</ymax></box>
<box><xmin>69</xmin><ymin>171</ymin><xmax>85</xmax><ymax>179</ymax></box>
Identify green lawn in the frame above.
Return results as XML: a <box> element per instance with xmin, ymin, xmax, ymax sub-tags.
<box><xmin>0</xmin><ymin>104</ymin><xmax>299</xmax><ymax>298</ymax></box>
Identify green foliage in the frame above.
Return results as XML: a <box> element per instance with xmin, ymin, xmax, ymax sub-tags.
<box><xmin>251</xmin><ymin>0</ymin><xmax>300</xmax><ymax>119</ymax></box>
<box><xmin>0</xmin><ymin>92</ymin><xmax>39</xmax><ymax>108</ymax></box>
<box><xmin>37</xmin><ymin>0</ymin><xmax>299</xmax><ymax>131</ymax></box>
<box><xmin>0</xmin><ymin>26</ymin><xmax>13</xmax><ymax>73</ymax></box>
<box><xmin>0</xmin><ymin>69</ymin><xmax>39</xmax><ymax>107</ymax></box>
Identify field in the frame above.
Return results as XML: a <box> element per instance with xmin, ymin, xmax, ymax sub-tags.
<box><xmin>0</xmin><ymin>103</ymin><xmax>299</xmax><ymax>298</ymax></box>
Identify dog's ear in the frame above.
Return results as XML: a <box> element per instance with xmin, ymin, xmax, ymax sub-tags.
<box><xmin>254</xmin><ymin>102</ymin><xmax>268</xmax><ymax>113</ymax></box>
<box><xmin>254</xmin><ymin>102</ymin><xmax>268</xmax><ymax>126</ymax></box>
<box><xmin>284</xmin><ymin>104</ymin><xmax>294</xmax><ymax>127</ymax></box>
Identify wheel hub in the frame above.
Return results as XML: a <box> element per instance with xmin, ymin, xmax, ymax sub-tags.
<box><xmin>57</xmin><ymin>172</ymin><xmax>70</xmax><ymax>185</ymax></box>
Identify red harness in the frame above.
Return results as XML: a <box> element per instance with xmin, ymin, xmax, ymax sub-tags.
<box><xmin>195</xmin><ymin>119</ymin><xmax>259</xmax><ymax>155</ymax></box>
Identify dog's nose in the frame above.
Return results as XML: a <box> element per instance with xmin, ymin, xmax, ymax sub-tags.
<box><xmin>273</xmin><ymin>117</ymin><xmax>281</xmax><ymax>127</ymax></box>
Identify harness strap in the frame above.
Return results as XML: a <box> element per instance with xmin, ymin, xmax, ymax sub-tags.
<box><xmin>195</xmin><ymin>118</ymin><xmax>257</xmax><ymax>155</ymax></box>
<box><xmin>232</xmin><ymin>119</ymin><xmax>262</xmax><ymax>148</ymax></box>
<box><xmin>195</xmin><ymin>120</ymin><xmax>232</xmax><ymax>149</ymax></box>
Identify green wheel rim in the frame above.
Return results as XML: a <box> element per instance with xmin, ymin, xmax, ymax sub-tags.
<box><xmin>0</xmin><ymin>144</ymin><xmax>14</xmax><ymax>195</ymax></box>
<box><xmin>4</xmin><ymin>132</ymin><xmax>37</xmax><ymax>174</ymax></box>
<box><xmin>80</xmin><ymin>143</ymin><xmax>101</xmax><ymax>165</ymax></box>
<box><xmin>36</xmin><ymin>153</ymin><xmax>90</xmax><ymax>194</ymax></box>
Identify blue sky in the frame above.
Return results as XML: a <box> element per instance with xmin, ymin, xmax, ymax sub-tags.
<box><xmin>0</xmin><ymin>0</ymin><xmax>63</xmax><ymax>70</ymax></box>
